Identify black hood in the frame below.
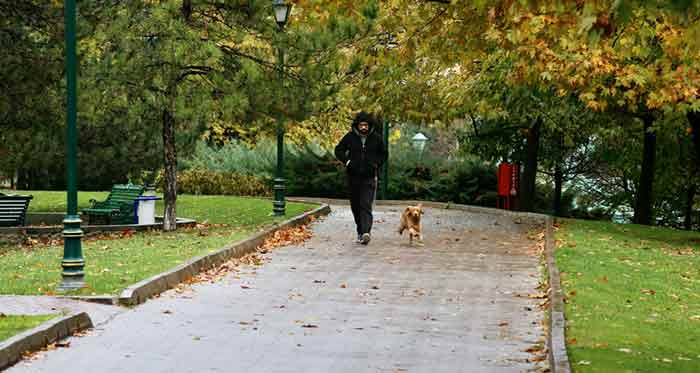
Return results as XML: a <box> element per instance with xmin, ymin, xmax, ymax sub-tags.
<box><xmin>351</xmin><ymin>111</ymin><xmax>378</xmax><ymax>135</ymax></box>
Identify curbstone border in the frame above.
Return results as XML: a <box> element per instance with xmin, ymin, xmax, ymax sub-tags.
<box><xmin>0</xmin><ymin>217</ymin><xmax>197</xmax><ymax>237</ymax></box>
<box><xmin>545</xmin><ymin>217</ymin><xmax>571</xmax><ymax>373</ymax></box>
<box><xmin>0</xmin><ymin>312</ymin><xmax>93</xmax><ymax>371</ymax></box>
<box><xmin>117</xmin><ymin>203</ymin><xmax>331</xmax><ymax>306</ymax></box>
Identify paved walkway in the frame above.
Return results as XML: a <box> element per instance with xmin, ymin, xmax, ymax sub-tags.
<box><xmin>7</xmin><ymin>205</ymin><xmax>546</xmax><ymax>373</ymax></box>
<box><xmin>0</xmin><ymin>296</ymin><xmax>123</xmax><ymax>327</ymax></box>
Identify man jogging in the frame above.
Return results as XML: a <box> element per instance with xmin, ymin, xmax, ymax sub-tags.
<box><xmin>334</xmin><ymin>111</ymin><xmax>387</xmax><ymax>245</ymax></box>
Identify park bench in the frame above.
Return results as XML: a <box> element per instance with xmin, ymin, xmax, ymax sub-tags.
<box><xmin>0</xmin><ymin>193</ymin><xmax>33</xmax><ymax>227</ymax></box>
<box><xmin>82</xmin><ymin>184</ymin><xmax>145</xmax><ymax>225</ymax></box>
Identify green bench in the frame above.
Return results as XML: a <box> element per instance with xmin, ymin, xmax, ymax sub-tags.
<box><xmin>0</xmin><ymin>193</ymin><xmax>33</xmax><ymax>227</ymax></box>
<box><xmin>82</xmin><ymin>184</ymin><xmax>145</xmax><ymax>225</ymax></box>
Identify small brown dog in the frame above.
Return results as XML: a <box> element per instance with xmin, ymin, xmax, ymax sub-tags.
<box><xmin>398</xmin><ymin>204</ymin><xmax>424</xmax><ymax>245</ymax></box>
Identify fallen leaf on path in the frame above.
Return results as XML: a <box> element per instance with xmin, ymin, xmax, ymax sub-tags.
<box><xmin>641</xmin><ymin>289</ymin><xmax>656</xmax><ymax>295</ymax></box>
<box><xmin>162</xmin><ymin>310</ymin><xmax>173</xmax><ymax>314</ymax></box>
<box><xmin>55</xmin><ymin>341</ymin><xmax>70</xmax><ymax>348</ymax></box>
<box><xmin>301</xmin><ymin>324</ymin><xmax>318</xmax><ymax>328</ymax></box>
<box><xmin>340</xmin><ymin>283</ymin><xmax>348</xmax><ymax>288</ymax></box>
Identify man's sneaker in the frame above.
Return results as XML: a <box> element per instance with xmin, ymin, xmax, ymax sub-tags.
<box><xmin>356</xmin><ymin>234</ymin><xmax>362</xmax><ymax>243</ymax></box>
<box><xmin>360</xmin><ymin>233</ymin><xmax>371</xmax><ymax>245</ymax></box>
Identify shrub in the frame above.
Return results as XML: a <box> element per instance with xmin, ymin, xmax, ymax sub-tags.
<box><xmin>156</xmin><ymin>169</ymin><xmax>271</xmax><ymax>197</ymax></box>
<box><xmin>180</xmin><ymin>139</ymin><xmax>500</xmax><ymax>205</ymax></box>
<box><xmin>181</xmin><ymin>140</ymin><xmax>275</xmax><ymax>177</ymax></box>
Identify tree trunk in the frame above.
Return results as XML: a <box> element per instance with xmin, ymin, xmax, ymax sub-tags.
<box><xmin>687</xmin><ymin>110</ymin><xmax>700</xmax><ymax>230</ymax></box>
<box><xmin>633</xmin><ymin>115</ymin><xmax>656</xmax><ymax>225</ymax></box>
<box><xmin>684</xmin><ymin>183</ymin><xmax>695</xmax><ymax>230</ymax></box>
<box><xmin>16</xmin><ymin>167</ymin><xmax>27</xmax><ymax>190</ymax></box>
<box><xmin>182</xmin><ymin>0</ymin><xmax>192</xmax><ymax>23</ymax></box>
<box><xmin>689</xmin><ymin>111</ymin><xmax>700</xmax><ymax>162</ymax></box>
<box><xmin>520</xmin><ymin>119</ymin><xmax>541</xmax><ymax>212</ymax></box>
<box><xmin>553</xmin><ymin>162</ymin><xmax>564</xmax><ymax>217</ymax></box>
<box><xmin>162</xmin><ymin>106</ymin><xmax>177</xmax><ymax>231</ymax></box>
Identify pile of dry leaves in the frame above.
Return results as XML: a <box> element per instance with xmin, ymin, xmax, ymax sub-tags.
<box><xmin>186</xmin><ymin>223</ymin><xmax>314</xmax><ymax>286</ymax></box>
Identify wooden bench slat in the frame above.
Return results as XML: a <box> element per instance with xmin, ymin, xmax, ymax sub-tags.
<box><xmin>0</xmin><ymin>194</ymin><xmax>32</xmax><ymax>226</ymax></box>
<box><xmin>82</xmin><ymin>184</ymin><xmax>144</xmax><ymax>225</ymax></box>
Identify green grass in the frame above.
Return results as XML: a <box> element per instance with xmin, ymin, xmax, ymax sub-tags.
<box><xmin>0</xmin><ymin>191</ymin><xmax>317</xmax><ymax>295</ymax></box>
<box><xmin>0</xmin><ymin>190</ymin><xmax>107</xmax><ymax>213</ymax></box>
<box><xmin>0</xmin><ymin>314</ymin><xmax>57</xmax><ymax>342</ymax></box>
<box><xmin>555</xmin><ymin>219</ymin><xmax>700</xmax><ymax>372</ymax></box>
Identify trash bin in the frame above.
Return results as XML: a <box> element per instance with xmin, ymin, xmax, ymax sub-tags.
<box><xmin>135</xmin><ymin>195</ymin><xmax>161</xmax><ymax>225</ymax></box>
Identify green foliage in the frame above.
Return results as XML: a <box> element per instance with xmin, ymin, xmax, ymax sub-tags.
<box><xmin>532</xmin><ymin>182</ymin><xmax>576</xmax><ymax>216</ymax></box>
<box><xmin>556</xmin><ymin>219</ymin><xmax>700</xmax><ymax>372</ymax></box>
<box><xmin>181</xmin><ymin>141</ymin><xmax>276</xmax><ymax>177</ymax></box>
<box><xmin>182</xmin><ymin>138</ymin><xmax>498</xmax><ymax>204</ymax></box>
<box><xmin>285</xmin><ymin>144</ymin><xmax>348</xmax><ymax>198</ymax></box>
<box><xmin>386</xmin><ymin>145</ymin><xmax>497</xmax><ymax>206</ymax></box>
<box><xmin>155</xmin><ymin>169</ymin><xmax>271</xmax><ymax>197</ymax></box>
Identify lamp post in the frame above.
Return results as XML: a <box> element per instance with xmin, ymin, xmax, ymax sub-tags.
<box><xmin>381</xmin><ymin>120</ymin><xmax>389</xmax><ymax>200</ymax></box>
<box><xmin>412</xmin><ymin>132</ymin><xmax>429</xmax><ymax>159</ymax></box>
<box><xmin>272</xmin><ymin>0</ymin><xmax>292</xmax><ymax>216</ymax></box>
<box><xmin>58</xmin><ymin>0</ymin><xmax>85</xmax><ymax>291</ymax></box>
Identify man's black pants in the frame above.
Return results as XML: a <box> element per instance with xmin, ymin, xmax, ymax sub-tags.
<box><xmin>348</xmin><ymin>176</ymin><xmax>377</xmax><ymax>236</ymax></box>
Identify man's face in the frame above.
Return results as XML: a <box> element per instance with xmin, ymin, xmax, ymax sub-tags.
<box><xmin>358</xmin><ymin>122</ymin><xmax>369</xmax><ymax>135</ymax></box>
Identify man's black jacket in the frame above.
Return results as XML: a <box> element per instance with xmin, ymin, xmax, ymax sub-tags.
<box><xmin>334</xmin><ymin>126</ymin><xmax>387</xmax><ymax>179</ymax></box>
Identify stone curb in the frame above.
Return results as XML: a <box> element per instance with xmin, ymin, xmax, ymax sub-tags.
<box><xmin>57</xmin><ymin>295</ymin><xmax>118</xmax><ymax>306</ymax></box>
<box><xmin>293</xmin><ymin>197</ymin><xmax>570</xmax><ymax>372</ymax></box>
<box><xmin>117</xmin><ymin>204</ymin><xmax>331</xmax><ymax>306</ymax></box>
<box><xmin>0</xmin><ymin>312</ymin><xmax>93</xmax><ymax>371</ymax></box>
<box><xmin>0</xmin><ymin>217</ymin><xmax>197</xmax><ymax>236</ymax></box>
<box><xmin>544</xmin><ymin>217</ymin><xmax>571</xmax><ymax>373</ymax></box>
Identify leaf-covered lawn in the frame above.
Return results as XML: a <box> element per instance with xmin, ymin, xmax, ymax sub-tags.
<box><xmin>0</xmin><ymin>314</ymin><xmax>57</xmax><ymax>342</ymax></box>
<box><xmin>0</xmin><ymin>191</ymin><xmax>317</xmax><ymax>295</ymax></box>
<box><xmin>556</xmin><ymin>219</ymin><xmax>700</xmax><ymax>372</ymax></box>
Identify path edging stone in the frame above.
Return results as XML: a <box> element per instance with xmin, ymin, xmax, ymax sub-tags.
<box><xmin>545</xmin><ymin>217</ymin><xmax>571</xmax><ymax>373</ymax></box>
<box><xmin>117</xmin><ymin>204</ymin><xmax>331</xmax><ymax>306</ymax></box>
<box><xmin>0</xmin><ymin>312</ymin><xmax>93</xmax><ymax>371</ymax></box>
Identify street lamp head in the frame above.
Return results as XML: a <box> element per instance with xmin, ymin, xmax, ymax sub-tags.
<box><xmin>273</xmin><ymin>0</ymin><xmax>293</xmax><ymax>28</ymax></box>
<box><xmin>412</xmin><ymin>132</ymin><xmax>429</xmax><ymax>153</ymax></box>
